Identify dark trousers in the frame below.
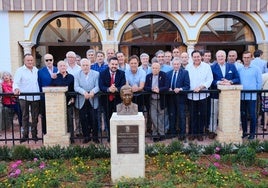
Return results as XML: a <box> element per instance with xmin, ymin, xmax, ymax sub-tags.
<box><xmin>79</xmin><ymin>100</ymin><xmax>98</xmax><ymax>140</ymax></box>
<box><xmin>19</xmin><ymin>99</ymin><xmax>39</xmax><ymax>138</ymax></box>
<box><xmin>241</xmin><ymin>100</ymin><xmax>257</xmax><ymax>137</ymax></box>
<box><xmin>102</xmin><ymin>96</ymin><xmax>117</xmax><ymax>140</ymax></box>
<box><xmin>3</xmin><ymin>102</ymin><xmax>22</xmax><ymax>127</ymax></box>
<box><xmin>188</xmin><ymin>98</ymin><xmax>208</xmax><ymax>135</ymax></box>
<box><xmin>39</xmin><ymin>100</ymin><xmax>47</xmax><ymax>134</ymax></box>
<box><xmin>168</xmin><ymin>95</ymin><xmax>186</xmax><ymax>136</ymax></box>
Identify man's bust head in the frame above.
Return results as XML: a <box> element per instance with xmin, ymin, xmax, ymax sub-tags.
<box><xmin>117</xmin><ymin>84</ymin><xmax>138</xmax><ymax>115</ymax></box>
<box><xmin>120</xmin><ymin>84</ymin><xmax>133</xmax><ymax>106</ymax></box>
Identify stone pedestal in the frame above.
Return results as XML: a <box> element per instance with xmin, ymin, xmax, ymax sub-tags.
<box><xmin>43</xmin><ymin>87</ymin><xmax>70</xmax><ymax>147</ymax></box>
<box><xmin>216</xmin><ymin>85</ymin><xmax>243</xmax><ymax>144</ymax></box>
<box><xmin>110</xmin><ymin>112</ymin><xmax>145</xmax><ymax>182</ymax></box>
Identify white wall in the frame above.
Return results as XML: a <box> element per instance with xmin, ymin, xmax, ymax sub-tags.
<box><xmin>0</xmin><ymin>11</ymin><xmax>11</xmax><ymax>73</ymax></box>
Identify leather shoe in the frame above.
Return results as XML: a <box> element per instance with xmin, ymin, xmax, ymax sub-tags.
<box><xmin>208</xmin><ymin>132</ymin><xmax>217</xmax><ymax>139</ymax></box>
<box><xmin>197</xmin><ymin>136</ymin><xmax>203</xmax><ymax>141</ymax></box>
<box><xmin>32</xmin><ymin>136</ymin><xmax>39</xmax><ymax>142</ymax></box>
<box><xmin>93</xmin><ymin>139</ymin><xmax>100</xmax><ymax>144</ymax></box>
<box><xmin>83</xmin><ymin>138</ymin><xmax>90</xmax><ymax>144</ymax></box>
<box><xmin>188</xmin><ymin>135</ymin><xmax>195</xmax><ymax>141</ymax></box>
<box><xmin>153</xmin><ymin>137</ymin><xmax>160</xmax><ymax>142</ymax></box>
<box><xmin>248</xmin><ymin>135</ymin><xmax>255</xmax><ymax>140</ymax></box>
<box><xmin>263</xmin><ymin>128</ymin><xmax>267</xmax><ymax>131</ymax></box>
<box><xmin>178</xmin><ymin>136</ymin><xmax>186</xmax><ymax>141</ymax></box>
<box><xmin>242</xmin><ymin>134</ymin><xmax>247</xmax><ymax>139</ymax></box>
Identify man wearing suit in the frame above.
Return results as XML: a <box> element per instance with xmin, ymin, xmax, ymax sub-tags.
<box><xmin>144</xmin><ymin>62</ymin><xmax>169</xmax><ymax>142</ymax></box>
<box><xmin>210</xmin><ymin>50</ymin><xmax>240</xmax><ymax>138</ymax></box>
<box><xmin>167</xmin><ymin>57</ymin><xmax>190</xmax><ymax>141</ymax></box>
<box><xmin>38</xmin><ymin>53</ymin><xmax>58</xmax><ymax>134</ymax></box>
<box><xmin>74</xmin><ymin>58</ymin><xmax>100</xmax><ymax>144</ymax></box>
<box><xmin>99</xmin><ymin>57</ymin><xmax>126</xmax><ymax>142</ymax></box>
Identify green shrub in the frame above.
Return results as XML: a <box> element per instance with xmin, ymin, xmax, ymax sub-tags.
<box><xmin>236</xmin><ymin>146</ymin><xmax>256</xmax><ymax>166</ymax></box>
<box><xmin>0</xmin><ymin>146</ymin><xmax>11</xmax><ymax>160</ymax></box>
<box><xmin>165</xmin><ymin>140</ymin><xmax>184</xmax><ymax>154</ymax></box>
<box><xmin>261</xmin><ymin>140</ymin><xmax>268</xmax><ymax>152</ymax></box>
<box><xmin>11</xmin><ymin>145</ymin><xmax>33</xmax><ymax>160</ymax></box>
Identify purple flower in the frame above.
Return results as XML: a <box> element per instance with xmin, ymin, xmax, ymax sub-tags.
<box><xmin>39</xmin><ymin>162</ymin><xmax>46</xmax><ymax>169</ymax></box>
<box><xmin>15</xmin><ymin>169</ymin><xmax>21</xmax><ymax>175</ymax></box>
<box><xmin>213</xmin><ymin>162</ymin><xmax>221</xmax><ymax>168</ymax></box>
<box><xmin>213</xmin><ymin>154</ymin><xmax>221</xmax><ymax>160</ymax></box>
<box><xmin>261</xmin><ymin>169</ymin><xmax>268</xmax><ymax>176</ymax></box>
<box><xmin>34</xmin><ymin>158</ymin><xmax>38</xmax><ymax>162</ymax></box>
<box><xmin>10</xmin><ymin>163</ymin><xmax>18</xmax><ymax>169</ymax></box>
<box><xmin>215</xmin><ymin>147</ymin><xmax>221</xmax><ymax>152</ymax></box>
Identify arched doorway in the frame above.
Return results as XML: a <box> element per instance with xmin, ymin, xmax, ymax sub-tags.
<box><xmin>196</xmin><ymin>15</ymin><xmax>256</xmax><ymax>61</ymax></box>
<box><xmin>36</xmin><ymin>15</ymin><xmax>101</xmax><ymax>67</ymax></box>
<box><xmin>119</xmin><ymin>15</ymin><xmax>184</xmax><ymax>59</ymax></box>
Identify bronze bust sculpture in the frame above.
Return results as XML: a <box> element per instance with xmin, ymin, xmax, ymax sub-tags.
<box><xmin>117</xmin><ymin>84</ymin><xmax>138</xmax><ymax>115</ymax></box>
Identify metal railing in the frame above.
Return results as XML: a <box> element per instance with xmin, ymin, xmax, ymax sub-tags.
<box><xmin>1</xmin><ymin>89</ymin><xmax>268</xmax><ymax>145</ymax></box>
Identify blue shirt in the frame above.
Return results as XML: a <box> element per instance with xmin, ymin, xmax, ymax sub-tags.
<box><xmin>125</xmin><ymin>68</ymin><xmax>146</xmax><ymax>87</ymax></box>
<box><xmin>239</xmin><ymin>64</ymin><xmax>262</xmax><ymax>100</ymax></box>
<box><xmin>160</xmin><ymin>64</ymin><xmax>173</xmax><ymax>73</ymax></box>
<box><xmin>91</xmin><ymin>63</ymin><xmax>108</xmax><ymax>73</ymax></box>
<box><xmin>138</xmin><ymin>65</ymin><xmax>151</xmax><ymax>75</ymax></box>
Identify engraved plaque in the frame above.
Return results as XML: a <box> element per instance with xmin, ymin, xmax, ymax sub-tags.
<box><xmin>117</xmin><ymin>125</ymin><xmax>139</xmax><ymax>154</ymax></box>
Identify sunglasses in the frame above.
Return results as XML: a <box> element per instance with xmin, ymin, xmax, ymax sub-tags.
<box><xmin>45</xmin><ymin>59</ymin><xmax>53</xmax><ymax>62</ymax></box>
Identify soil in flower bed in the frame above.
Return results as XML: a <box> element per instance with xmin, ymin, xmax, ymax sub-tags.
<box><xmin>0</xmin><ymin>153</ymin><xmax>267</xmax><ymax>187</ymax></box>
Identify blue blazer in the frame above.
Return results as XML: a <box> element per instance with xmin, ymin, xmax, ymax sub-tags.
<box><xmin>99</xmin><ymin>67</ymin><xmax>126</xmax><ymax>103</ymax></box>
<box><xmin>38</xmin><ymin>66</ymin><xmax>58</xmax><ymax>91</ymax></box>
<box><xmin>211</xmin><ymin>63</ymin><xmax>240</xmax><ymax>88</ymax></box>
<box><xmin>144</xmin><ymin>71</ymin><xmax>169</xmax><ymax>109</ymax></box>
<box><xmin>166</xmin><ymin>68</ymin><xmax>190</xmax><ymax>91</ymax></box>
<box><xmin>211</xmin><ymin>62</ymin><xmax>240</xmax><ymax>98</ymax></box>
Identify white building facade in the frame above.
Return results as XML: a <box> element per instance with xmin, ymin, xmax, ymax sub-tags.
<box><xmin>0</xmin><ymin>0</ymin><xmax>268</xmax><ymax>74</ymax></box>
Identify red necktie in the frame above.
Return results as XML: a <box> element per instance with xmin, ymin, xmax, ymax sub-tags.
<box><xmin>109</xmin><ymin>73</ymin><xmax>115</xmax><ymax>101</ymax></box>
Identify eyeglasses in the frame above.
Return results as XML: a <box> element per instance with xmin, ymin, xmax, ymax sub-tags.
<box><xmin>45</xmin><ymin>59</ymin><xmax>53</xmax><ymax>62</ymax></box>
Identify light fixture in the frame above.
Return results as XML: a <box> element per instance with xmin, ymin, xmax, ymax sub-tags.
<box><xmin>103</xmin><ymin>19</ymin><xmax>115</xmax><ymax>35</ymax></box>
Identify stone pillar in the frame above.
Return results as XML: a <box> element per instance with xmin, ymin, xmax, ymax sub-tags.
<box><xmin>18</xmin><ymin>41</ymin><xmax>35</xmax><ymax>55</ymax></box>
<box><xmin>185</xmin><ymin>41</ymin><xmax>196</xmax><ymax>64</ymax></box>
<box><xmin>43</xmin><ymin>87</ymin><xmax>70</xmax><ymax>147</ymax></box>
<box><xmin>110</xmin><ymin>112</ymin><xmax>145</xmax><ymax>182</ymax></box>
<box><xmin>216</xmin><ymin>85</ymin><xmax>243</xmax><ymax>144</ymax></box>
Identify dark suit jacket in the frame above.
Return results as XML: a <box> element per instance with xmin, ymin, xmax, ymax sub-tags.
<box><xmin>167</xmin><ymin>68</ymin><xmax>190</xmax><ymax>91</ymax></box>
<box><xmin>144</xmin><ymin>71</ymin><xmax>169</xmax><ymax>109</ymax></box>
<box><xmin>99</xmin><ymin>68</ymin><xmax>126</xmax><ymax>104</ymax></box>
<box><xmin>38</xmin><ymin>66</ymin><xmax>58</xmax><ymax>91</ymax></box>
<box><xmin>211</xmin><ymin>62</ymin><xmax>240</xmax><ymax>98</ymax></box>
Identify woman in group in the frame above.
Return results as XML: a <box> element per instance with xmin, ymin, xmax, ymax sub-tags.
<box><xmin>1</xmin><ymin>71</ymin><xmax>22</xmax><ymax>129</ymax></box>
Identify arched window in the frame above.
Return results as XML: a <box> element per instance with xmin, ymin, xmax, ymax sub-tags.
<box><xmin>36</xmin><ymin>15</ymin><xmax>101</xmax><ymax>66</ymax></box>
<box><xmin>197</xmin><ymin>15</ymin><xmax>255</xmax><ymax>59</ymax></box>
<box><xmin>119</xmin><ymin>15</ymin><xmax>183</xmax><ymax>58</ymax></box>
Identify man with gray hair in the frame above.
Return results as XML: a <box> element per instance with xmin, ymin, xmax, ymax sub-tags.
<box><xmin>227</xmin><ymin>50</ymin><xmax>243</xmax><ymax>71</ymax></box>
<box><xmin>86</xmin><ymin>49</ymin><xmax>96</xmax><ymax>65</ymax></box>
<box><xmin>139</xmin><ymin>53</ymin><xmax>151</xmax><ymax>75</ymax></box>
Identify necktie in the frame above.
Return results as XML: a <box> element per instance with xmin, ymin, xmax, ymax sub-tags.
<box><xmin>172</xmin><ymin>71</ymin><xmax>177</xmax><ymax>89</ymax></box>
<box><xmin>109</xmin><ymin>73</ymin><xmax>115</xmax><ymax>101</ymax></box>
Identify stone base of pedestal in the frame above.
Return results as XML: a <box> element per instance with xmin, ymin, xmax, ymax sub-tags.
<box><xmin>43</xmin><ymin>133</ymin><xmax>70</xmax><ymax>147</ymax></box>
<box><xmin>110</xmin><ymin>112</ymin><xmax>145</xmax><ymax>182</ymax></box>
<box><xmin>216</xmin><ymin>129</ymin><xmax>242</xmax><ymax>144</ymax></box>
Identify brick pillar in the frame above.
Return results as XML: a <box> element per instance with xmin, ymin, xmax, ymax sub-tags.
<box><xmin>43</xmin><ymin>87</ymin><xmax>70</xmax><ymax>147</ymax></box>
<box><xmin>216</xmin><ymin>85</ymin><xmax>243</xmax><ymax>144</ymax></box>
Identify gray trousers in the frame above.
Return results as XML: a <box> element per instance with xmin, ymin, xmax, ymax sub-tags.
<box><xmin>150</xmin><ymin>99</ymin><xmax>165</xmax><ymax>136</ymax></box>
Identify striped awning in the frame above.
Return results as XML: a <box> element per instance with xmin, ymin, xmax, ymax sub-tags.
<box><xmin>0</xmin><ymin>0</ymin><xmax>104</xmax><ymax>11</ymax></box>
<box><xmin>115</xmin><ymin>0</ymin><xmax>268</xmax><ymax>12</ymax></box>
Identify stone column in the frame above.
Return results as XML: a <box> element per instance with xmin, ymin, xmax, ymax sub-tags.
<box><xmin>43</xmin><ymin>87</ymin><xmax>70</xmax><ymax>147</ymax></box>
<box><xmin>216</xmin><ymin>85</ymin><xmax>243</xmax><ymax>144</ymax></box>
<box><xmin>18</xmin><ymin>41</ymin><xmax>35</xmax><ymax>55</ymax></box>
<box><xmin>185</xmin><ymin>41</ymin><xmax>196</xmax><ymax>64</ymax></box>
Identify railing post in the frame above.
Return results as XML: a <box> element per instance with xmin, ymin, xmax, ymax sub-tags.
<box><xmin>216</xmin><ymin>85</ymin><xmax>243</xmax><ymax>144</ymax></box>
<box><xmin>43</xmin><ymin>87</ymin><xmax>70</xmax><ymax>147</ymax></box>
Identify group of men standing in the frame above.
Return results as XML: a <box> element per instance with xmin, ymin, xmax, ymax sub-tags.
<box><xmin>12</xmin><ymin>47</ymin><xmax>265</xmax><ymax>144</ymax></box>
